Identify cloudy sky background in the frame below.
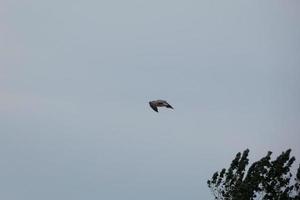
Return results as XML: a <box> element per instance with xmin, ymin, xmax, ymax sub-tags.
<box><xmin>1</xmin><ymin>0</ymin><xmax>300</xmax><ymax>199</ymax></box>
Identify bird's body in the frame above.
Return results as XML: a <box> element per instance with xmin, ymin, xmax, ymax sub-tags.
<box><xmin>149</xmin><ymin>100</ymin><xmax>174</xmax><ymax>112</ymax></box>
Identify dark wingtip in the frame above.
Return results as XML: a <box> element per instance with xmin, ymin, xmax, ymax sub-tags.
<box><xmin>166</xmin><ymin>105</ymin><xmax>174</xmax><ymax>109</ymax></box>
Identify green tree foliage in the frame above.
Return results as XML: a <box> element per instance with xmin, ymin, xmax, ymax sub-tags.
<box><xmin>207</xmin><ymin>149</ymin><xmax>300</xmax><ymax>200</ymax></box>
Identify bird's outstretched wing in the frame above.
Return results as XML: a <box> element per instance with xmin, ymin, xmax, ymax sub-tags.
<box><xmin>149</xmin><ymin>102</ymin><xmax>158</xmax><ymax>112</ymax></box>
<box><xmin>157</xmin><ymin>100</ymin><xmax>173</xmax><ymax>109</ymax></box>
<box><xmin>165</xmin><ymin>103</ymin><xmax>173</xmax><ymax>109</ymax></box>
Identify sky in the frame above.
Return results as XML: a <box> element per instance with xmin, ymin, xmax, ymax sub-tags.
<box><xmin>1</xmin><ymin>0</ymin><xmax>300</xmax><ymax>199</ymax></box>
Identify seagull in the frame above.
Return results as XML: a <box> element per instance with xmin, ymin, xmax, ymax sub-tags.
<box><xmin>149</xmin><ymin>100</ymin><xmax>174</xmax><ymax>112</ymax></box>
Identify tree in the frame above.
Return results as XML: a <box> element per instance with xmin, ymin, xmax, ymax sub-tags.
<box><xmin>207</xmin><ymin>149</ymin><xmax>300</xmax><ymax>200</ymax></box>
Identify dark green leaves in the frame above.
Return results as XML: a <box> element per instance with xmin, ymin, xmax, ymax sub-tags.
<box><xmin>207</xmin><ymin>149</ymin><xmax>300</xmax><ymax>200</ymax></box>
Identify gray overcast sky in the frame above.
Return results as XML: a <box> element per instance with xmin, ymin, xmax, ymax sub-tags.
<box><xmin>1</xmin><ymin>0</ymin><xmax>300</xmax><ymax>199</ymax></box>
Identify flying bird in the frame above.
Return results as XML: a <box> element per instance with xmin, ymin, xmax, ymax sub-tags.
<box><xmin>149</xmin><ymin>100</ymin><xmax>174</xmax><ymax>112</ymax></box>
